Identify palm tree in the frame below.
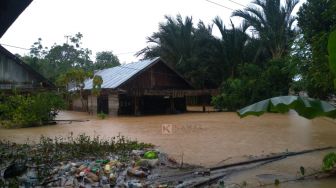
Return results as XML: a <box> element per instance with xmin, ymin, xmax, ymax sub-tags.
<box><xmin>232</xmin><ymin>0</ymin><xmax>299</xmax><ymax>59</ymax></box>
<box><xmin>213</xmin><ymin>17</ymin><xmax>249</xmax><ymax>78</ymax></box>
<box><xmin>137</xmin><ymin>15</ymin><xmax>221</xmax><ymax>88</ymax></box>
<box><xmin>136</xmin><ymin>14</ymin><xmax>195</xmax><ymax>68</ymax></box>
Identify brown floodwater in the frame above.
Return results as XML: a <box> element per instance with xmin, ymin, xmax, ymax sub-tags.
<box><xmin>0</xmin><ymin>111</ymin><xmax>336</xmax><ymax>166</ymax></box>
<box><xmin>1</xmin><ymin>111</ymin><xmax>336</xmax><ymax>187</ymax></box>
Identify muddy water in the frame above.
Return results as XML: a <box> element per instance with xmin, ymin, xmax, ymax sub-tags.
<box><xmin>1</xmin><ymin>111</ymin><xmax>336</xmax><ymax>167</ymax></box>
<box><xmin>1</xmin><ymin>111</ymin><xmax>336</xmax><ymax>187</ymax></box>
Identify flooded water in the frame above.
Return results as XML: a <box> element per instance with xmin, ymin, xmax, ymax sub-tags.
<box><xmin>1</xmin><ymin>111</ymin><xmax>336</xmax><ymax>187</ymax></box>
<box><xmin>1</xmin><ymin>111</ymin><xmax>336</xmax><ymax>166</ymax></box>
<box><xmin>226</xmin><ymin>147</ymin><xmax>336</xmax><ymax>187</ymax></box>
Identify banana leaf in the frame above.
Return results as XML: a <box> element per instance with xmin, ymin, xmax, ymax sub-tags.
<box><xmin>237</xmin><ymin>96</ymin><xmax>336</xmax><ymax>119</ymax></box>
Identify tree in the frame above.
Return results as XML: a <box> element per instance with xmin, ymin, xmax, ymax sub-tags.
<box><xmin>237</xmin><ymin>29</ymin><xmax>336</xmax><ymax>118</ymax></box>
<box><xmin>232</xmin><ymin>0</ymin><xmax>299</xmax><ymax>59</ymax></box>
<box><xmin>57</xmin><ymin>68</ymin><xmax>93</xmax><ymax>111</ymax></box>
<box><xmin>296</xmin><ymin>0</ymin><xmax>336</xmax><ymax>99</ymax></box>
<box><xmin>213</xmin><ymin>17</ymin><xmax>249</xmax><ymax>78</ymax></box>
<box><xmin>137</xmin><ymin>14</ymin><xmax>195</xmax><ymax>68</ymax></box>
<box><xmin>94</xmin><ymin>51</ymin><xmax>120</xmax><ymax>70</ymax></box>
<box><xmin>23</xmin><ymin>33</ymin><xmax>93</xmax><ymax>82</ymax></box>
<box><xmin>138</xmin><ymin>15</ymin><xmax>246</xmax><ymax>88</ymax></box>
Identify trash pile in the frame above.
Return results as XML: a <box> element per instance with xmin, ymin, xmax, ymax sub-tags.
<box><xmin>0</xmin><ymin>140</ymin><xmax>185</xmax><ymax>187</ymax></box>
<box><xmin>1</xmin><ymin>149</ymin><xmax>173</xmax><ymax>187</ymax></box>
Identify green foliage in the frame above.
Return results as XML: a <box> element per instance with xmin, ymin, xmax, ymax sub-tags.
<box><xmin>274</xmin><ymin>179</ymin><xmax>280</xmax><ymax>186</ymax></box>
<box><xmin>296</xmin><ymin>0</ymin><xmax>336</xmax><ymax>99</ymax></box>
<box><xmin>57</xmin><ymin>68</ymin><xmax>93</xmax><ymax>111</ymax></box>
<box><xmin>97</xmin><ymin>112</ymin><xmax>107</xmax><ymax>119</ymax></box>
<box><xmin>328</xmin><ymin>30</ymin><xmax>336</xmax><ymax>87</ymax></box>
<box><xmin>212</xmin><ymin>59</ymin><xmax>291</xmax><ymax>111</ymax></box>
<box><xmin>300</xmin><ymin>166</ymin><xmax>305</xmax><ymax>176</ymax></box>
<box><xmin>22</xmin><ymin>33</ymin><xmax>121</xmax><ymax>84</ymax></box>
<box><xmin>212</xmin><ymin>79</ymin><xmax>247</xmax><ymax>111</ymax></box>
<box><xmin>92</xmin><ymin>75</ymin><xmax>103</xmax><ymax>96</ymax></box>
<box><xmin>237</xmin><ymin>96</ymin><xmax>336</xmax><ymax>119</ymax></box>
<box><xmin>0</xmin><ymin>92</ymin><xmax>65</xmax><ymax>128</ymax></box>
<box><xmin>232</xmin><ymin>0</ymin><xmax>298</xmax><ymax>59</ymax></box>
<box><xmin>95</xmin><ymin>51</ymin><xmax>120</xmax><ymax>70</ymax></box>
<box><xmin>137</xmin><ymin>15</ymin><xmax>250</xmax><ymax>88</ymax></box>
<box><xmin>23</xmin><ymin>33</ymin><xmax>94</xmax><ymax>82</ymax></box>
<box><xmin>322</xmin><ymin>152</ymin><xmax>336</xmax><ymax>171</ymax></box>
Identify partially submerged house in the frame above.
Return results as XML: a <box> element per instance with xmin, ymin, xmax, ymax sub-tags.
<box><xmin>0</xmin><ymin>0</ymin><xmax>54</xmax><ymax>91</ymax></box>
<box><xmin>72</xmin><ymin>57</ymin><xmax>217</xmax><ymax>115</ymax></box>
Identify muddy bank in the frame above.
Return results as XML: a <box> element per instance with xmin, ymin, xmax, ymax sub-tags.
<box><xmin>1</xmin><ymin>111</ymin><xmax>336</xmax><ymax>167</ymax></box>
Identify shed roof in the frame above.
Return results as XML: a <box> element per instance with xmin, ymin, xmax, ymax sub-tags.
<box><xmin>0</xmin><ymin>0</ymin><xmax>32</xmax><ymax>38</ymax></box>
<box><xmin>83</xmin><ymin>57</ymin><xmax>161</xmax><ymax>90</ymax></box>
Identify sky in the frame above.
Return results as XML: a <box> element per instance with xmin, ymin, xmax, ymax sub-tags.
<box><xmin>0</xmin><ymin>0</ymin><xmax>305</xmax><ymax>64</ymax></box>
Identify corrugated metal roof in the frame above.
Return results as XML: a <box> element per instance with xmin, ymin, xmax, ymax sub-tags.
<box><xmin>83</xmin><ymin>57</ymin><xmax>160</xmax><ymax>90</ymax></box>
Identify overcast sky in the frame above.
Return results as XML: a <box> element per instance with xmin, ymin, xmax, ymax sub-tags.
<box><xmin>0</xmin><ymin>0</ymin><xmax>304</xmax><ymax>64</ymax></box>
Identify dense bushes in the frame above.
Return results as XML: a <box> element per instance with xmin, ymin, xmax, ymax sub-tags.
<box><xmin>0</xmin><ymin>92</ymin><xmax>65</xmax><ymax>128</ymax></box>
<box><xmin>212</xmin><ymin>59</ymin><xmax>291</xmax><ymax>111</ymax></box>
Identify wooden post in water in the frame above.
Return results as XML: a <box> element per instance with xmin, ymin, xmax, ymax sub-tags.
<box><xmin>202</xmin><ymin>95</ymin><xmax>206</xmax><ymax>113</ymax></box>
<box><xmin>170</xmin><ymin>96</ymin><xmax>175</xmax><ymax>113</ymax></box>
<box><xmin>134</xmin><ymin>96</ymin><xmax>139</xmax><ymax>115</ymax></box>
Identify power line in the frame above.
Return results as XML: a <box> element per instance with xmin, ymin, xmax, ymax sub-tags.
<box><xmin>226</xmin><ymin>0</ymin><xmax>248</xmax><ymax>8</ymax></box>
<box><xmin>0</xmin><ymin>42</ymin><xmax>138</xmax><ymax>56</ymax></box>
<box><xmin>205</xmin><ymin>0</ymin><xmax>234</xmax><ymax>11</ymax></box>
<box><xmin>115</xmin><ymin>51</ymin><xmax>138</xmax><ymax>56</ymax></box>
<box><xmin>0</xmin><ymin>43</ymin><xmax>30</xmax><ymax>50</ymax></box>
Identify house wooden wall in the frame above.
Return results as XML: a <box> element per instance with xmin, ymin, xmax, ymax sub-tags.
<box><xmin>0</xmin><ymin>53</ymin><xmax>40</xmax><ymax>89</ymax></box>
<box><xmin>0</xmin><ymin>46</ymin><xmax>53</xmax><ymax>90</ymax></box>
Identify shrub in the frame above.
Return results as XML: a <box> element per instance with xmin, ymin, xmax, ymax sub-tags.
<box><xmin>97</xmin><ymin>112</ymin><xmax>107</xmax><ymax>119</ymax></box>
<box><xmin>0</xmin><ymin>92</ymin><xmax>65</xmax><ymax>128</ymax></box>
<box><xmin>322</xmin><ymin>152</ymin><xmax>336</xmax><ymax>171</ymax></box>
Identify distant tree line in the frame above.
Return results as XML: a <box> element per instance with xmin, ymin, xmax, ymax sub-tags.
<box><xmin>137</xmin><ymin>0</ymin><xmax>336</xmax><ymax>110</ymax></box>
<box><xmin>21</xmin><ymin>32</ymin><xmax>120</xmax><ymax>85</ymax></box>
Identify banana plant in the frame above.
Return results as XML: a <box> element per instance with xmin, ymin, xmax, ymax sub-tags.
<box><xmin>237</xmin><ymin>30</ymin><xmax>336</xmax><ymax>119</ymax></box>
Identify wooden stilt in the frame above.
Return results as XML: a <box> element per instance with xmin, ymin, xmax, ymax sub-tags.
<box><xmin>170</xmin><ymin>96</ymin><xmax>175</xmax><ymax>113</ymax></box>
<box><xmin>202</xmin><ymin>95</ymin><xmax>206</xmax><ymax>112</ymax></box>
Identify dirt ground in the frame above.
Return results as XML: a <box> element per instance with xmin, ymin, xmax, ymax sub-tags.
<box><xmin>1</xmin><ymin>111</ymin><xmax>336</xmax><ymax>168</ymax></box>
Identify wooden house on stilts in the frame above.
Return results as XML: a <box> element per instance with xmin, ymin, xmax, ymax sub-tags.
<box><xmin>71</xmin><ymin>57</ymin><xmax>217</xmax><ymax>115</ymax></box>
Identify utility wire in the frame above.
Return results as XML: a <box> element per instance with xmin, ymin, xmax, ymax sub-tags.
<box><xmin>0</xmin><ymin>42</ymin><xmax>210</xmax><ymax>81</ymax></box>
<box><xmin>1</xmin><ymin>42</ymin><xmax>138</xmax><ymax>56</ymax></box>
<box><xmin>226</xmin><ymin>0</ymin><xmax>248</xmax><ymax>8</ymax></box>
<box><xmin>115</xmin><ymin>51</ymin><xmax>138</xmax><ymax>56</ymax></box>
<box><xmin>205</xmin><ymin>0</ymin><xmax>234</xmax><ymax>11</ymax></box>
<box><xmin>0</xmin><ymin>43</ymin><xmax>30</xmax><ymax>50</ymax></box>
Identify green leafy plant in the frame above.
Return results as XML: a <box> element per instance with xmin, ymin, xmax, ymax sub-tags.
<box><xmin>328</xmin><ymin>30</ymin><xmax>336</xmax><ymax>87</ymax></box>
<box><xmin>322</xmin><ymin>152</ymin><xmax>336</xmax><ymax>171</ymax></box>
<box><xmin>97</xmin><ymin>112</ymin><xmax>107</xmax><ymax>119</ymax></box>
<box><xmin>92</xmin><ymin>75</ymin><xmax>103</xmax><ymax>96</ymax></box>
<box><xmin>0</xmin><ymin>92</ymin><xmax>65</xmax><ymax>128</ymax></box>
<box><xmin>300</xmin><ymin>166</ymin><xmax>305</xmax><ymax>176</ymax></box>
<box><xmin>274</xmin><ymin>179</ymin><xmax>280</xmax><ymax>186</ymax></box>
